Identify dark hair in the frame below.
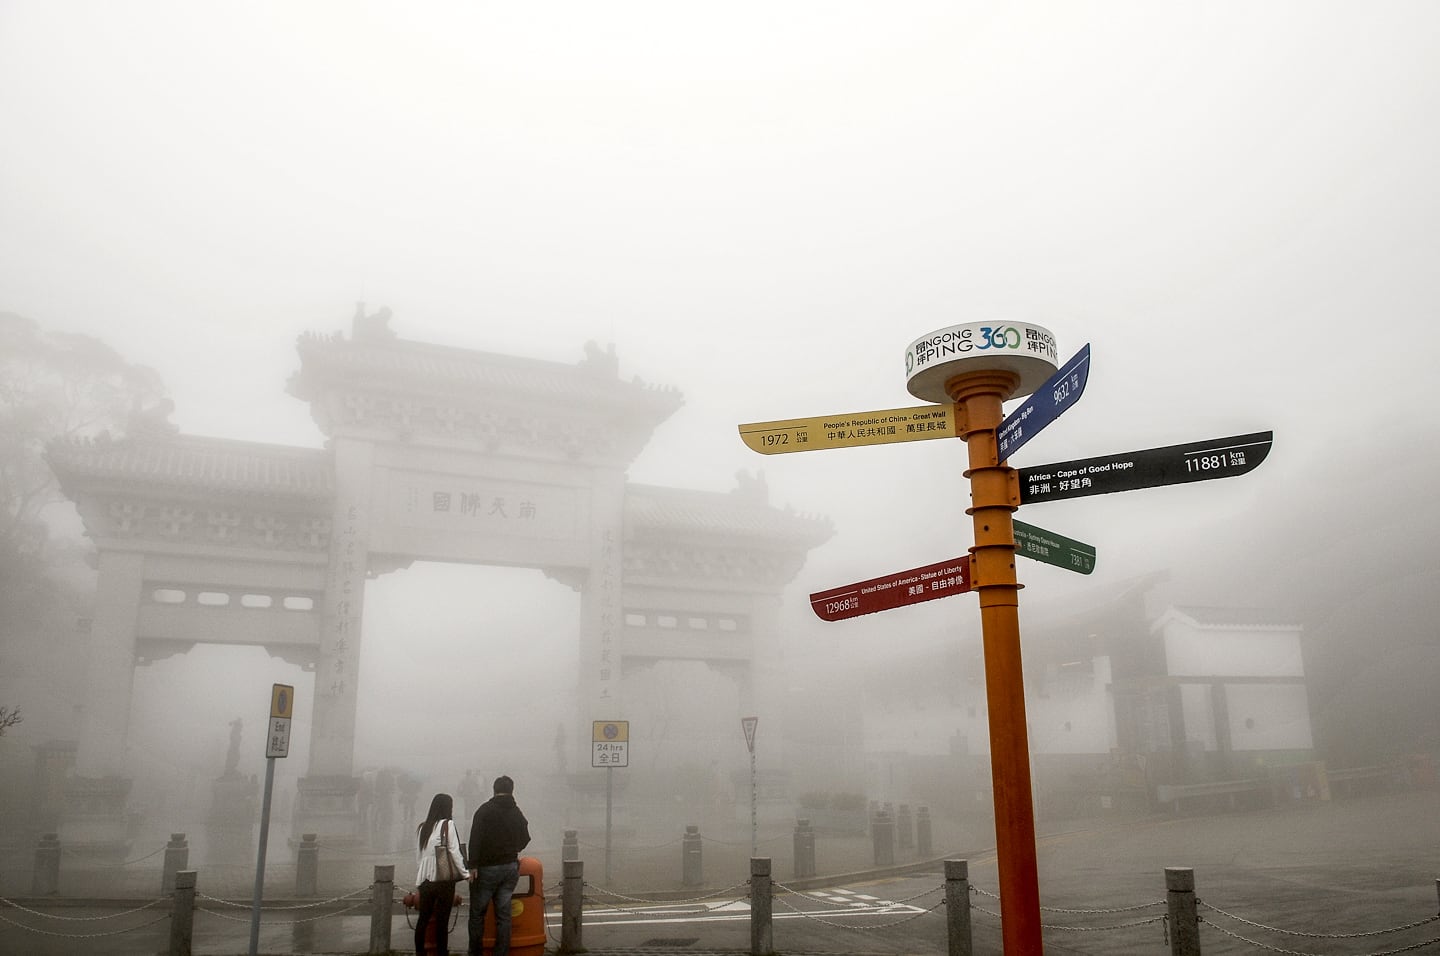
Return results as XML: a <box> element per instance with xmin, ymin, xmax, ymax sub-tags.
<box><xmin>493</xmin><ymin>774</ymin><xmax>514</xmax><ymax>795</ymax></box>
<box><xmin>417</xmin><ymin>792</ymin><xmax>453</xmax><ymax>851</ymax></box>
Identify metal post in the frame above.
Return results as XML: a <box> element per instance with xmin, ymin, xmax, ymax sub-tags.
<box><xmin>1165</xmin><ymin>866</ymin><xmax>1201</xmax><ymax>956</ymax></box>
<box><xmin>871</xmin><ymin>808</ymin><xmax>895</xmax><ymax>866</ymax></box>
<box><xmin>605</xmin><ymin>765</ymin><xmax>613</xmax><ymax>885</ymax></box>
<box><xmin>682</xmin><ymin>825</ymin><xmax>703</xmax><ymax>887</ymax></box>
<box><xmin>169</xmin><ymin>869</ymin><xmax>196</xmax><ymax>956</ymax></box>
<box><xmin>750</xmin><ymin>857</ymin><xmax>772</xmax><ymax>956</ymax></box>
<box><xmin>32</xmin><ymin>832</ymin><xmax>59</xmax><ymax>895</ymax></box>
<box><xmin>917</xmin><ymin>805</ymin><xmax>933</xmax><ymax>857</ymax></box>
<box><xmin>945</xmin><ymin>859</ymin><xmax>972</xmax><ymax>956</ymax></box>
<box><xmin>750</xmin><ymin>750</ymin><xmax>758</xmax><ymax>858</ymax></box>
<box><xmin>948</xmin><ymin>368</ymin><xmax>1043</xmax><ymax>954</ymax></box>
<box><xmin>248</xmin><ymin>756</ymin><xmax>276</xmax><ymax>956</ymax></box>
<box><xmin>162</xmin><ymin>833</ymin><xmax>189</xmax><ymax>895</ymax></box>
<box><xmin>295</xmin><ymin>833</ymin><xmax>319</xmax><ymax>896</ymax></box>
<box><xmin>792</xmin><ymin>818</ymin><xmax>815</xmax><ymax>879</ymax></box>
<box><xmin>562</xmin><ymin>828</ymin><xmax>580</xmax><ymax>862</ymax></box>
<box><xmin>560</xmin><ymin>859</ymin><xmax>584</xmax><ymax>953</ymax></box>
<box><xmin>370</xmin><ymin>864</ymin><xmax>394</xmax><ymax>955</ymax></box>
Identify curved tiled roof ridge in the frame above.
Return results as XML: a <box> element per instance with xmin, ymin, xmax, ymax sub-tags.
<box><xmin>625</xmin><ymin>482</ymin><xmax>834</xmax><ymax>545</ymax></box>
<box><xmin>291</xmin><ymin>331</ymin><xmax>683</xmax><ymax>411</ymax></box>
<box><xmin>45</xmin><ymin>432</ymin><xmax>334</xmax><ymax>499</ymax></box>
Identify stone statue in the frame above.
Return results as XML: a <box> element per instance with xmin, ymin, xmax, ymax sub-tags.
<box><xmin>732</xmin><ymin>469</ymin><xmax>768</xmax><ymax>504</ymax></box>
<box><xmin>224</xmin><ymin>718</ymin><xmax>242</xmax><ymax>776</ymax></box>
<box><xmin>352</xmin><ymin>302</ymin><xmax>396</xmax><ymax>341</ymax></box>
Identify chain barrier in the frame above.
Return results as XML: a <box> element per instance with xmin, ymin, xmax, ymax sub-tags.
<box><xmin>1200</xmin><ymin>915</ymin><xmax>1440</xmax><ymax>956</ymax></box>
<box><xmin>967</xmin><ymin>886</ymin><xmax>1167</xmax><ymax>940</ymax></box>
<box><xmin>197</xmin><ymin>897</ymin><xmax>374</xmax><ymax>924</ymax></box>
<box><xmin>583</xmin><ymin>879</ymin><xmax>751</xmax><ymax>905</ymax></box>
<box><xmin>772</xmin><ymin>889</ymin><xmax>945</xmax><ymax>930</ymax></box>
<box><xmin>0</xmin><ymin>908</ymin><xmax>170</xmax><ymax>938</ymax></box>
<box><xmin>697</xmin><ymin>831</ymin><xmax>791</xmax><ymax>847</ymax></box>
<box><xmin>59</xmin><ymin>841</ymin><xmax>168</xmax><ymax>867</ymax></box>
<box><xmin>576</xmin><ymin>836</ymin><xmax>684</xmax><ymax>851</ymax></box>
<box><xmin>0</xmin><ymin>894</ymin><xmax>168</xmax><ymax>920</ymax></box>
<box><xmin>1199</xmin><ymin>901</ymin><xmax>1440</xmax><ymax>940</ymax></box>
<box><xmin>196</xmin><ymin>886</ymin><xmax>373</xmax><ymax>909</ymax></box>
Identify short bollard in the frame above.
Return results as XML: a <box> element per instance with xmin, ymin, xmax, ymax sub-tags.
<box><xmin>369</xmin><ymin>864</ymin><xmax>394</xmax><ymax>955</ymax></box>
<box><xmin>750</xmin><ymin>857</ymin><xmax>773</xmax><ymax>956</ymax></box>
<box><xmin>161</xmin><ymin>833</ymin><xmax>189</xmax><ymax>895</ymax></box>
<box><xmin>916</xmin><ymin>805</ymin><xmax>933</xmax><ymax>856</ymax></box>
<box><xmin>945</xmin><ymin>860</ymin><xmax>972</xmax><ymax>956</ymax></box>
<box><xmin>897</xmin><ymin>804</ymin><xmax>914</xmax><ymax>852</ymax></box>
<box><xmin>682</xmin><ymin>825</ymin><xmax>703</xmax><ymax>886</ymax></box>
<box><xmin>792</xmin><ymin>818</ymin><xmax>815</xmax><ymax>879</ymax></box>
<box><xmin>1165</xmin><ymin>866</ymin><xmax>1201</xmax><ymax>956</ymax></box>
<box><xmin>169</xmin><ymin>869</ymin><xmax>196</xmax><ymax>956</ymax></box>
<box><xmin>560</xmin><ymin>859</ymin><xmax>584</xmax><ymax>953</ymax></box>
<box><xmin>33</xmin><ymin>832</ymin><xmax>60</xmax><ymax>895</ymax></box>
<box><xmin>295</xmin><ymin>833</ymin><xmax>319</xmax><ymax>896</ymax></box>
<box><xmin>871</xmin><ymin>809</ymin><xmax>895</xmax><ymax>866</ymax></box>
<box><xmin>562</xmin><ymin>828</ymin><xmax>580</xmax><ymax>862</ymax></box>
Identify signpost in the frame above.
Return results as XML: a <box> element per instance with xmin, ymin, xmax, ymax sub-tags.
<box><xmin>809</xmin><ymin>556</ymin><xmax>971</xmax><ymax>621</ymax></box>
<box><xmin>741</xmin><ymin>324</ymin><xmax>1271</xmax><ymax>955</ymax></box>
<box><xmin>592</xmin><ymin>721</ymin><xmax>629</xmax><ymax>883</ymax></box>
<box><xmin>738</xmin><ymin>403</ymin><xmax>960</xmax><ymax>455</ymax></box>
<box><xmin>741</xmin><ymin>717</ymin><xmax>759</xmax><ymax>857</ymax></box>
<box><xmin>1019</xmin><ymin>431</ymin><xmax>1273</xmax><ymax>504</ymax></box>
<box><xmin>250</xmin><ymin>683</ymin><xmax>293</xmax><ymax>956</ymax></box>
<box><xmin>997</xmin><ymin>344</ymin><xmax>1092</xmax><ymax>462</ymax></box>
<box><xmin>1012</xmin><ymin>520</ymin><xmax>1096</xmax><ymax>575</ymax></box>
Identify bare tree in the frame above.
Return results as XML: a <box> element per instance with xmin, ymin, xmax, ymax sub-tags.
<box><xmin>0</xmin><ymin>706</ymin><xmax>20</xmax><ymax>736</ymax></box>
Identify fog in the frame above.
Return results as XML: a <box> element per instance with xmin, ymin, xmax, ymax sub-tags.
<box><xmin>2</xmin><ymin>1</ymin><xmax>1438</xmax><ymax>879</ymax></box>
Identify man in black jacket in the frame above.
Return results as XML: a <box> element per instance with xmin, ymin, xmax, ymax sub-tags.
<box><xmin>467</xmin><ymin>775</ymin><xmax>531</xmax><ymax>956</ymax></box>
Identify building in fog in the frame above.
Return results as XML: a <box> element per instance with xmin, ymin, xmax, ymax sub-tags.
<box><xmin>788</xmin><ymin>573</ymin><xmax>1319</xmax><ymax>819</ymax></box>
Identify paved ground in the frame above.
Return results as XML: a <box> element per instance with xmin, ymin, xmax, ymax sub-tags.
<box><xmin>1</xmin><ymin>789</ymin><xmax>1436</xmax><ymax>954</ymax></box>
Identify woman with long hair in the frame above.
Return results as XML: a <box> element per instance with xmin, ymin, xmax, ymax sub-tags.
<box><xmin>414</xmin><ymin>792</ymin><xmax>467</xmax><ymax>956</ymax></box>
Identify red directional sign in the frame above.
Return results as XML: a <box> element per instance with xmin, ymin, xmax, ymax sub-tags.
<box><xmin>810</xmin><ymin>556</ymin><xmax>972</xmax><ymax>622</ymax></box>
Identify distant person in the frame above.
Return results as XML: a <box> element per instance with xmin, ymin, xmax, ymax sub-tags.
<box><xmin>467</xmin><ymin>775</ymin><xmax>531</xmax><ymax>956</ymax></box>
<box><xmin>415</xmin><ymin>792</ymin><xmax>468</xmax><ymax>956</ymax></box>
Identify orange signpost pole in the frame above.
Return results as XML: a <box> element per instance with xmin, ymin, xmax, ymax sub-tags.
<box><xmin>947</xmin><ymin>369</ymin><xmax>1043</xmax><ymax>954</ymax></box>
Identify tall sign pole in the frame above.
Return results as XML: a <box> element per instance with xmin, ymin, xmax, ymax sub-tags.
<box><xmin>948</xmin><ymin>367</ymin><xmax>1044</xmax><ymax>953</ymax></box>
<box><xmin>592</xmin><ymin>721</ymin><xmax>629</xmax><ymax>886</ymax></box>
<box><xmin>742</xmin><ymin>717</ymin><xmax>759</xmax><ymax>857</ymax></box>
<box><xmin>250</xmin><ymin>683</ymin><xmax>294</xmax><ymax>956</ymax></box>
<box><xmin>741</xmin><ymin>323</ymin><xmax>1271</xmax><ymax>956</ymax></box>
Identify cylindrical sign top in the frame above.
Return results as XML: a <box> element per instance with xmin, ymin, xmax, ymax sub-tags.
<box><xmin>905</xmin><ymin>322</ymin><xmax>1059</xmax><ymax>404</ymax></box>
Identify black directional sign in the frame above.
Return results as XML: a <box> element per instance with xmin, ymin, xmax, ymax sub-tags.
<box><xmin>1018</xmin><ymin>431</ymin><xmax>1272</xmax><ymax>505</ymax></box>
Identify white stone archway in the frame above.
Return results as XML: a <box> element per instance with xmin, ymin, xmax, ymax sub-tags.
<box><xmin>47</xmin><ymin>312</ymin><xmax>831</xmax><ymax>850</ymax></box>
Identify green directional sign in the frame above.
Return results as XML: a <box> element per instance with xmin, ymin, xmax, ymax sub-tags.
<box><xmin>1012</xmin><ymin>519</ymin><xmax>1096</xmax><ymax>575</ymax></box>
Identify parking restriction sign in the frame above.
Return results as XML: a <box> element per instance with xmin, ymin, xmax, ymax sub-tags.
<box><xmin>266</xmin><ymin>683</ymin><xmax>294</xmax><ymax>759</ymax></box>
<box><xmin>591</xmin><ymin>720</ymin><xmax>629</xmax><ymax>768</ymax></box>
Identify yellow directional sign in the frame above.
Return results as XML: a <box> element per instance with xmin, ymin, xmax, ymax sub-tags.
<box><xmin>739</xmin><ymin>404</ymin><xmax>960</xmax><ymax>455</ymax></box>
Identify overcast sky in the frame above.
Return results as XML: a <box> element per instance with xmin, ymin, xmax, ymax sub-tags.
<box><xmin>4</xmin><ymin>3</ymin><xmax>1439</xmax><ymax>777</ymax></box>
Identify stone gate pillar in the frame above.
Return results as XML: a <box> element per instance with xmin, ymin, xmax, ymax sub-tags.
<box><xmin>580</xmin><ymin>468</ymin><xmax>627</xmax><ymax>723</ymax></box>
<box><xmin>66</xmin><ymin>549</ymin><xmax>145</xmax><ymax>854</ymax></box>
<box><xmin>297</xmin><ymin>436</ymin><xmax>375</xmax><ymax>841</ymax></box>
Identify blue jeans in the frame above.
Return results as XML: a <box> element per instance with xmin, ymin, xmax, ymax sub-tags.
<box><xmin>468</xmin><ymin>861</ymin><xmax>520</xmax><ymax>956</ymax></box>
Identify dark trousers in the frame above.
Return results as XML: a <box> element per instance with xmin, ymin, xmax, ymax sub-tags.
<box><xmin>468</xmin><ymin>861</ymin><xmax>521</xmax><ymax>956</ymax></box>
<box><xmin>415</xmin><ymin>880</ymin><xmax>457</xmax><ymax>956</ymax></box>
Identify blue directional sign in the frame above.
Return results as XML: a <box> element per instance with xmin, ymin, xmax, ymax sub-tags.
<box><xmin>997</xmin><ymin>344</ymin><xmax>1091</xmax><ymax>462</ymax></box>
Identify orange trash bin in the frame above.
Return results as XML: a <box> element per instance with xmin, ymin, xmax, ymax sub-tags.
<box><xmin>475</xmin><ymin>856</ymin><xmax>546</xmax><ymax>956</ymax></box>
